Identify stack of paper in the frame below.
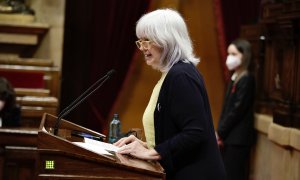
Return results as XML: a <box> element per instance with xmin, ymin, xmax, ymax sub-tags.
<box><xmin>73</xmin><ymin>137</ymin><xmax>120</xmax><ymax>156</ymax></box>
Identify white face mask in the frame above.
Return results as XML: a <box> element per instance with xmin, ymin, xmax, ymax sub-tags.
<box><xmin>226</xmin><ymin>55</ymin><xmax>241</xmax><ymax>71</ymax></box>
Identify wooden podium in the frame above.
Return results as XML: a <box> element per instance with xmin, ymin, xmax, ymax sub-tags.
<box><xmin>37</xmin><ymin>113</ymin><xmax>165</xmax><ymax>179</ymax></box>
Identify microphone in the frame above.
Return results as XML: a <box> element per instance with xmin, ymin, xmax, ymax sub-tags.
<box><xmin>53</xmin><ymin>69</ymin><xmax>116</xmax><ymax>135</ymax></box>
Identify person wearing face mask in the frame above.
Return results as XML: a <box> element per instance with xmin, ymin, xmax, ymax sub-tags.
<box><xmin>114</xmin><ymin>9</ymin><xmax>226</xmax><ymax>180</ymax></box>
<box><xmin>216</xmin><ymin>39</ymin><xmax>256</xmax><ymax>180</ymax></box>
<box><xmin>0</xmin><ymin>77</ymin><xmax>21</xmax><ymax>127</ymax></box>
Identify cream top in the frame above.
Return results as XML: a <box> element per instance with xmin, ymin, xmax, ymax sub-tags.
<box><xmin>142</xmin><ymin>73</ymin><xmax>167</xmax><ymax>148</ymax></box>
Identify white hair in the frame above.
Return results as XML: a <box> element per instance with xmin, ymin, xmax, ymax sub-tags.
<box><xmin>136</xmin><ymin>9</ymin><xmax>200</xmax><ymax>72</ymax></box>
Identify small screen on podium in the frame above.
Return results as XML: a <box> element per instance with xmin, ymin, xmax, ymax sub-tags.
<box><xmin>45</xmin><ymin>160</ymin><xmax>55</xmax><ymax>169</ymax></box>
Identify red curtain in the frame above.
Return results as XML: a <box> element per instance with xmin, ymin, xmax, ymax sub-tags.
<box><xmin>213</xmin><ymin>0</ymin><xmax>230</xmax><ymax>82</ymax></box>
<box><xmin>61</xmin><ymin>0</ymin><xmax>150</xmax><ymax>134</ymax></box>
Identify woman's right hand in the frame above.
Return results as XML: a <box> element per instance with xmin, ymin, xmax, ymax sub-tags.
<box><xmin>114</xmin><ymin>135</ymin><xmax>160</xmax><ymax>160</ymax></box>
<box><xmin>113</xmin><ymin>135</ymin><xmax>147</xmax><ymax>148</ymax></box>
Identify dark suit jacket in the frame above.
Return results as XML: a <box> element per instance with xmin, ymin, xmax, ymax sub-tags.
<box><xmin>154</xmin><ymin>61</ymin><xmax>226</xmax><ymax>180</ymax></box>
<box><xmin>217</xmin><ymin>73</ymin><xmax>255</xmax><ymax>146</ymax></box>
<box><xmin>1</xmin><ymin>105</ymin><xmax>21</xmax><ymax>127</ymax></box>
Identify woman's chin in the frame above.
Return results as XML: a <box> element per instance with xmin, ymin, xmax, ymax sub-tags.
<box><xmin>145</xmin><ymin>59</ymin><xmax>153</xmax><ymax>66</ymax></box>
<box><xmin>145</xmin><ymin>59</ymin><xmax>160</xmax><ymax>70</ymax></box>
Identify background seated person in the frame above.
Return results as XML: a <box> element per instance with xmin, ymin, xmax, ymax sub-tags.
<box><xmin>0</xmin><ymin>77</ymin><xmax>21</xmax><ymax>127</ymax></box>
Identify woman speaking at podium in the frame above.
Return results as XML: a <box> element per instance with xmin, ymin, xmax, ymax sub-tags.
<box><xmin>114</xmin><ymin>9</ymin><xmax>226</xmax><ymax>180</ymax></box>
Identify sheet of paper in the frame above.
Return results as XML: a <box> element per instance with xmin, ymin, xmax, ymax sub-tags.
<box><xmin>73</xmin><ymin>142</ymin><xmax>113</xmax><ymax>156</ymax></box>
<box><xmin>84</xmin><ymin>137</ymin><xmax>120</xmax><ymax>152</ymax></box>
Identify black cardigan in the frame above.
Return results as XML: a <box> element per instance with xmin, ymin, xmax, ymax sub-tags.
<box><xmin>153</xmin><ymin>61</ymin><xmax>226</xmax><ymax>180</ymax></box>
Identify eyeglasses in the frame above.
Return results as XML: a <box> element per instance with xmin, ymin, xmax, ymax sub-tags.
<box><xmin>135</xmin><ymin>39</ymin><xmax>152</xmax><ymax>50</ymax></box>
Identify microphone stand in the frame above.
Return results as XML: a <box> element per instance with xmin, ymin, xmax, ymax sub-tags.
<box><xmin>53</xmin><ymin>69</ymin><xmax>115</xmax><ymax>135</ymax></box>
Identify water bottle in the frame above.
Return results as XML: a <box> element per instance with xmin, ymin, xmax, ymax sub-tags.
<box><xmin>108</xmin><ymin>113</ymin><xmax>121</xmax><ymax>143</ymax></box>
